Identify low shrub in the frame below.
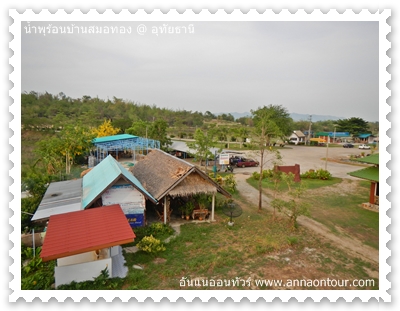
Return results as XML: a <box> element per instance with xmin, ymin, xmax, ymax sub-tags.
<box><xmin>287</xmin><ymin>236</ymin><xmax>299</xmax><ymax>246</ymax></box>
<box><xmin>224</xmin><ymin>174</ymin><xmax>237</xmax><ymax>193</ymax></box>
<box><xmin>301</xmin><ymin>169</ymin><xmax>332</xmax><ymax>180</ymax></box>
<box><xmin>137</xmin><ymin>235</ymin><xmax>166</xmax><ymax>254</ymax></box>
<box><xmin>252</xmin><ymin>169</ymin><xmax>274</xmax><ymax>181</ymax></box>
<box><xmin>133</xmin><ymin>223</ymin><xmax>174</xmax><ymax>242</ymax></box>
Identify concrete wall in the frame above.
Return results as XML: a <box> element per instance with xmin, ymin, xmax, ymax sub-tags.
<box><xmin>57</xmin><ymin>248</ymin><xmax>111</xmax><ymax>266</ymax></box>
<box><xmin>55</xmin><ymin>257</ymin><xmax>112</xmax><ymax>288</ymax></box>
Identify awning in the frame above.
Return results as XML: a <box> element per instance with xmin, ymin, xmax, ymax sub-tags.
<box><xmin>310</xmin><ymin>138</ymin><xmax>327</xmax><ymax>143</ymax></box>
<box><xmin>348</xmin><ymin>166</ymin><xmax>379</xmax><ymax>182</ymax></box>
<box><xmin>41</xmin><ymin>204</ymin><xmax>135</xmax><ymax>262</ymax></box>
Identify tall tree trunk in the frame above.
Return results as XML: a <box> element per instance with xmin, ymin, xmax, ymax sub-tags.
<box><xmin>258</xmin><ymin>149</ymin><xmax>264</xmax><ymax>211</ymax></box>
<box><xmin>258</xmin><ymin>127</ymin><xmax>267</xmax><ymax>211</ymax></box>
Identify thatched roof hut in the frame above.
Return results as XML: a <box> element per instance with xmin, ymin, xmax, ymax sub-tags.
<box><xmin>131</xmin><ymin>149</ymin><xmax>231</xmax><ymax>200</ymax></box>
<box><xmin>131</xmin><ymin>149</ymin><xmax>231</xmax><ymax>222</ymax></box>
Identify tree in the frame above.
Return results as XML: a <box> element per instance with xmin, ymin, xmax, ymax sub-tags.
<box><xmin>270</xmin><ymin>151</ymin><xmax>283</xmax><ymax>219</ymax></box>
<box><xmin>126</xmin><ymin>120</ymin><xmax>149</xmax><ymax>138</ymax></box>
<box><xmin>34</xmin><ymin>137</ymin><xmax>66</xmax><ymax>175</ymax></box>
<box><xmin>204</xmin><ymin>111</ymin><xmax>216</xmax><ymax>120</ymax></box>
<box><xmin>92</xmin><ymin>119</ymin><xmax>121</xmax><ymax>137</ymax></box>
<box><xmin>191</xmin><ymin>128</ymin><xmax>218</xmax><ymax>173</ymax></box>
<box><xmin>148</xmin><ymin>119</ymin><xmax>172</xmax><ymax>150</ymax></box>
<box><xmin>35</xmin><ymin>125</ymin><xmax>94</xmax><ymax>175</ymax></box>
<box><xmin>21</xmin><ymin>169</ymin><xmax>51</xmax><ymax>232</ymax></box>
<box><xmin>112</xmin><ymin>118</ymin><xmax>132</xmax><ymax>133</ymax></box>
<box><xmin>235</xmin><ymin>126</ymin><xmax>250</xmax><ymax>148</ymax></box>
<box><xmin>336</xmin><ymin>117</ymin><xmax>370</xmax><ymax>136</ymax></box>
<box><xmin>270</xmin><ymin>173</ymin><xmax>310</xmax><ymax>230</ymax></box>
<box><xmin>251</xmin><ymin>105</ymin><xmax>292</xmax><ymax>211</ymax></box>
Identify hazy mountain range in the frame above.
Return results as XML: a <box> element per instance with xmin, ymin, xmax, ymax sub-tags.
<box><xmin>217</xmin><ymin>112</ymin><xmax>344</xmax><ymax>122</ymax></box>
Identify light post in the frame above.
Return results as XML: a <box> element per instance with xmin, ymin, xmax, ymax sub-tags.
<box><xmin>333</xmin><ymin>126</ymin><xmax>336</xmax><ymax>144</ymax></box>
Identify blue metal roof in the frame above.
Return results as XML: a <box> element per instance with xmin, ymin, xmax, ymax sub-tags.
<box><xmin>82</xmin><ymin>155</ymin><xmax>157</xmax><ymax>209</ymax></box>
<box><xmin>359</xmin><ymin>134</ymin><xmax>373</xmax><ymax>138</ymax></box>
<box><xmin>93</xmin><ymin>134</ymin><xmax>138</xmax><ymax>144</ymax></box>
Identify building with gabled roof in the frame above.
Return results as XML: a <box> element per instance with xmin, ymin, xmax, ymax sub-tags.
<box><xmin>82</xmin><ymin>154</ymin><xmax>157</xmax><ymax>209</ymax></box>
<box><xmin>33</xmin><ymin>155</ymin><xmax>157</xmax><ymax>228</ymax></box>
<box><xmin>288</xmin><ymin>131</ymin><xmax>306</xmax><ymax>145</ymax></box>
<box><xmin>40</xmin><ymin>204</ymin><xmax>135</xmax><ymax>287</ymax></box>
<box><xmin>131</xmin><ymin>149</ymin><xmax>231</xmax><ymax>223</ymax></box>
<box><xmin>358</xmin><ymin>133</ymin><xmax>378</xmax><ymax>144</ymax></box>
<box><xmin>82</xmin><ymin>154</ymin><xmax>157</xmax><ymax>227</ymax></box>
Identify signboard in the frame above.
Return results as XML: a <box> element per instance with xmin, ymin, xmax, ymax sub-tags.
<box><xmin>126</xmin><ymin>212</ymin><xmax>145</xmax><ymax>227</ymax></box>
<box><xmin>219</xmin><ymin>153</ymin><xmax>230</xmax><ymax>165</ymax></box>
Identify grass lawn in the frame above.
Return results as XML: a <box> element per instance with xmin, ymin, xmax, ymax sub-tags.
<box><xmin>25</xmin><ymin>162</ymin><xmax>379</xmax><ymax>290</ymax></box>
<box><xmin>247</xmin><ymin>176</ymin><xmax>379</xmax><ymax>250</ymax></box>
<box><xmin>56</xmin><ymin>195</ymin><xmax>378</xmax><ymax>290</ymax></box>
<box><xmin>306</xmin><ymin>180</ymin><xmax>379</xmax><ymax>250</ymax></box>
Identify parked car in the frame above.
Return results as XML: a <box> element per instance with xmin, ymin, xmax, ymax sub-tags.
<box><xmin>343</xmin><ymin>143</ymin><xmax>354</xmax><ymax>148</ymax></box>
<box><xmin>229</xmin><ymin>156</ymin><xmax>244</xmax><ymax>166</ymax></box>
<box><xmin>236</xmin><ymin>158</ymin><xmax>259</xmax><ymax>168</ymax></box>
<box><xmin>358</xmin><ymin>144</ymin><xmax>371</xmax><ymax>149</ymax></box>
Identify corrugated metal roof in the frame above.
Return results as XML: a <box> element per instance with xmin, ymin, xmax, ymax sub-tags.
<box><xmin>170</xmin><ymin>140</ymin><xmax>220</xmax><ymax>155</ymax></box>
<box><xmin>348</xmin><ymin>166</ymin><xmax>379</xmax><ymax>182</ymax></box>
<box><xmin>32</xmin><ymin>179</ymin><xmax>82</xmax><ymax>221</ymax></box>
<box><xmin>82</xmin><ymin>155</ymin><xmax>156</xmax><ymax>209</ymax></box>
<box><xmin>41</xmin><ymin>204</ymin><xmax>135</xmax><ymax>262</ymax></box>
<box><xmin>93</xmin><ymin>134</ymin><xmax>138</xmax><ymax>144</ymax></box>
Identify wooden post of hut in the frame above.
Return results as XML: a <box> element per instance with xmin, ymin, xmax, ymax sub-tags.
<box><xmin>211</xmin><ymin>193</ymin><xmax>215</xmax><ymax>221</ymax></box>
<box><xmin>164</xmin><ymin>196</ymin><xmax>167</xmax><ymax>224</ymax></box>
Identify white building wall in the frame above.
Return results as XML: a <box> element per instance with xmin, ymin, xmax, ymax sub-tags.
<box><xmin>55</xmin><ymin>258</ymin><xmax>112</xmax><ymax>287</ymax></box>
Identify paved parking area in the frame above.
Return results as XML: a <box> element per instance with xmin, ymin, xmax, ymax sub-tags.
<box><xmin>233</xmin><ymin>145</ymin><xmax>375</xmax><ymax>179</ymax></box>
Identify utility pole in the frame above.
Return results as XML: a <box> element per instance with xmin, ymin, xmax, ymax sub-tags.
<box><xmin>307</xmin><ymin>115</ymin><xmax>312</xmax><ymax>145</ymax></box>
<box><xmin>325</xmin><ymin>137</ymin><xmax>329</xmax><ymax>170</ymax></box>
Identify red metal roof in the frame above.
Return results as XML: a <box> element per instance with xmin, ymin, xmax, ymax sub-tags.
<box><xmin>41</xmin><ymin>204</ymin><xmax>135</xmax><ymax>262</ymax></box>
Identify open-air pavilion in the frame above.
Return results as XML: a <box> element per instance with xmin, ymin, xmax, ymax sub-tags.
<box><xmin>91</xmin><ymin>134</ymin><xmax>160</xmax><ymax>166</ymax></box>
<box><xmin>131</xmin><ymin>149</ymin><xmax>232</xmax><ymax>224</ymax></box>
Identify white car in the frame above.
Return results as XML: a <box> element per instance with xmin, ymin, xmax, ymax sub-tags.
<box><xmin>358</xmin><ymin>144</ymin><xmax>371</xmax><ymax>149</ymax></box>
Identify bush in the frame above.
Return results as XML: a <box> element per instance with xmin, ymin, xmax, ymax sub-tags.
<box><xmin>252</xmin><ymin>171</ymin><xmax>260</xmax><ymax>180</ymax></box>
<box><xmin>134</xmin><ymin>223</ymin><xmax>174</xmax><ymax>242</ymax></box>
<box><xmin>21</xmin><ymin>246</ymin><xmax>55</xmax><ymax>290</ymax></box>
<box><xmin>137</xmin><ymin>235</ymin><xmax>166</xmax><ymax>254</ymax></box>
<box><xmin>224</xmin><ymin>174</ymin><xmax>237</xmax><ymax>193</ymax></box>
<box><xmin>252</xmin><ymin>169</ymin><xmax>274</xmax><ymax>181</ymax></box>
<box><xmin>287</xmin><ymin>236</ymin><xmax>299</xmax><ymax>246</ymax></box>
<box><xmin>300</xmin><ymin>169</ymin><xmax>332</xmax><ymax>180</ymax></box>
